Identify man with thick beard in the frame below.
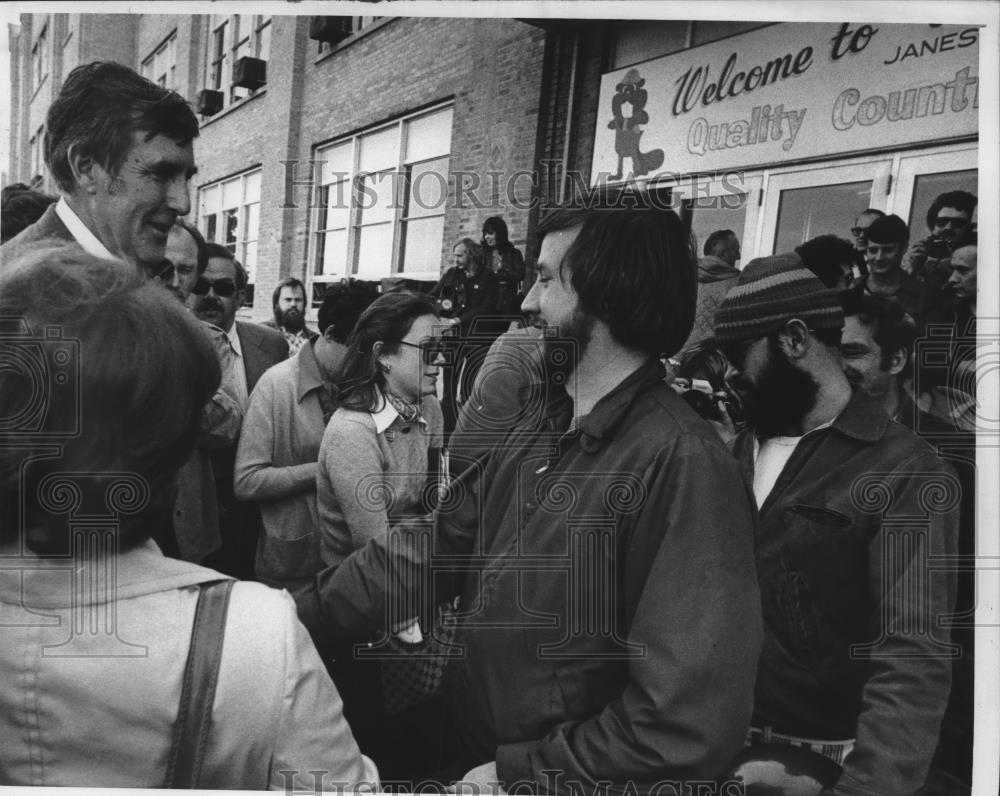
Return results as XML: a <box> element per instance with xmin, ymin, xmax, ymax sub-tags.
<box><xmin>714</xmin><ymin>253</ymin><xmax>959</xmax><ymax>796</ymax></box>
<box><xmin>263</xmin><ymin>277</ymin><xmax>316</xmax><ymax>357</ymax></box>
<box><xmin>298</xmin><ymin>201</ymin><xmax>762</xmax><ymax>791</ymax></box>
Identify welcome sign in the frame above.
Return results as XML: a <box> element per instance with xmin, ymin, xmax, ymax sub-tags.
<box><xmin>590</xmin><ymin>22</ymin><xmax>980</xmax><ymax>184</ymax></box>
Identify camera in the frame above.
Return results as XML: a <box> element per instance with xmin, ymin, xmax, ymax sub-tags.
<box><xmin>678</xmin><ymin>379</ymin><xmax>743</xmax><ymax>428</ymax></box>
<box><xmin>0</xmin><ymin>323</ymin><xmax>81</xmax><ymax>438</ymax></box>
<box><xmin>925</xmin><ymin>234</ymin><xmax>952</xmax><ymax>260</ymax></box>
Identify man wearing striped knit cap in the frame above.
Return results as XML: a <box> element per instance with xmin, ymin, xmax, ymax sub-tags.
<box><xmin>714</xmin><ymin>254</ymin><xmax>959</xmax><ymax>796</ymax></box>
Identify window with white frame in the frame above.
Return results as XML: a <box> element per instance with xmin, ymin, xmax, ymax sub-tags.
<box><xmin>206</xmin><ymin>14</ymin><xmax>271</xmax><ymax>107</ymax></box>
<box><xmin>31</xmin><ymin>24</ymin><xmax>49</xmax><ymax>94</ymax></box>
<box><xmin>142</xmin><ymin>31</ymin><xmax>178</xmax><ymax>90</ymax></box>
<box><xmin>312</xmin><ymin>105</ymin><xmax>452</xmax><ymax>290</ymax></box>
<box><xmin>198</xmin><ymin>170</ymin><xmax>262</xmax><ymax>306</ymax></box>
<box><xmin>317</xmin><ymin>17</ymin><xmax>377</xmax><ymax>55</ymax></box>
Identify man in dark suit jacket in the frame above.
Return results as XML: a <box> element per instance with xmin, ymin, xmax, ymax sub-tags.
<box><xmin>0</xmin><ymin>62</ymin><xmax>198</xmax><ymax>273</ymax></box>
<box><xmin>191</xmin><ymin>243</ymin><xmax>286</xmax><ymax>579</ymax></box>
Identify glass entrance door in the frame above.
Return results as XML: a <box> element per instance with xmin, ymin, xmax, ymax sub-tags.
<box><xmin>757</xmin><ymin>159</ymin><xmax>893</xmax><ymax>256</ymax></box>
<box><xmin>669</xmin><ymin>172</ymin><xmax>763</xmax><ymax>267</ymax></box>
<box><xmin>890</xmin><ymin>145</ymin><xmax>978</xmax><ymax>239</ymax></box>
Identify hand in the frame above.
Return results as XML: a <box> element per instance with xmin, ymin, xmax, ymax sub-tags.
<box><xmin>447</xmin><ymin>761</ymin><xmax>504</xmax><ymax>794</ymax></box>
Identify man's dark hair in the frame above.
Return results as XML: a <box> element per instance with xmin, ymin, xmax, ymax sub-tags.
<box><xmin>317</xmin><ymin>280</ymin><xmax>380</xmax><ymax>341</ymax></box>
<box><xmin>45</xmin><ymin>61</ymin><xmax>199</xmax><ymax>194</ymax></box>
<box><xmin>926</xmin><ymin>190</ymin><xmax>977</xmax><ymax>230</ymax></box>
<box><xmin>795</xmin><ymin>235</ymin><xmax>857</xmax><ymax>289</ymax></box>
<box><xmin>1</xmin><ymin>185</ymin><xmax>57</xmax><ymax>244</ymax></box>
<box><xmin>533</xmin><ymin>201</ymin><xmax>697</xmax><ymax>358</ymax></box>
<box><xmin>866</xmin><ymin>214</ymin><xmax>909</xmax><ymax>247</ymax></box>
<box><xmin>172</xmin><ymin>218</ymin><xmax>208</xmax><ymax>275</ymax></box>
<box><xmin>0</xmin><ymin>246</ymin><xmax>220</xmax><ymax>554</ymax></box>
<box><xmin>703</xmin><ymin>229</ymin><xmax>735</xmax><ymax>257</ymax></box>
<box><xmin>204</xmin><ymin>242</ymin><xmax>248</xmax><ymax>289</ymax></box>
<box><xmin>271</xmin><ymin>277</ymin><xmax>306</xmax><ymax>312</ymax></box>
<box><xmin>840</xmin><ymin>289</ymin><xmax>916</xmax><ymax>383</ymax></box>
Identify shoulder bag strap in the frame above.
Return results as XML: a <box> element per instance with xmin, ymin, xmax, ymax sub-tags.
<box><xmin>163</xmin><ymin>579</ymin><xmax>235</xmax><ymax>788</ymax></box>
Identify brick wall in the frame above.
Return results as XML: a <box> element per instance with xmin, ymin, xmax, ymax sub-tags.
<box><xmin>289</xmin><ymin>17</ymin><xmax>546</xmax><ymax>297</ymax></box>
<box><xmin>78</xmin><ymin>15</ymin><xmax>137</xmax><ymax>69</ymax></box>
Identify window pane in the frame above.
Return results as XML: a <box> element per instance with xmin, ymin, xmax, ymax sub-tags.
<box><xmin>258</xmin><ymin>19</ymin><xmax>272</xmax><ymax>61</ymax></box>
<box><xmin>358</xmin><ymin>126</ymin><xmax>398</xmax><ymax>173</ymax></box>
<box><xmin>355</xmin><ymin>222</ymin><xmax>394</xmax><ymax>278</ymax></box>
<box><xmin>223</xmin><ymin>207</ymin><xmax>240</xmax><ymax>245</ymax></box>
<box><xmin>322</xmin><ymin>142</ymin><xmax>353</xmax><ymax>180</ymax></box>
<box><xmin>401</xmin><ymin>216</ymin><xmax>445</xmax><ymax>273</ymax></box>
<box><xmin>405</xmin><ymin>108</ymin><xmax>454</xmax><ymax>163</ymax></box>
<box><xmin>321</xmin><ymin>181</ymin><xmax>351</xmax><ymax>230</ymax></box>
<box><xmin>405</xmin><ymin>157</ymin><xmax>449</xmax><ymax>218</ymax></box>
<box><xmin>319</xmin><ymin>230</ymin><xmax>348</xmax><ymax>275</ymax></box>
<box><xmin>357</xmin><ymin>171</ymin><xmax>397</xmax><ymax>226</ymax></box>
<box><xmin>200</xmin><ymin>185</ymin><xmax>219</xmax><ymax>219</ymax></box>
<box><xmin>222</xmin><ymin>177</ymin><xmax>241</xmax><ymax>210</ymax></box>
<box><xmin>773</xmin><ymin>181</ymin><xmax>873</xmax><ymax>254</ymax></box>
<box><xmin>205</xmin><ymin>214</ymin><xmax>217</xmax><ymax>242</ymax></box>
<box><xmin>245</xmin><ymin>203</ymin><xmax>260</xmax><ymax>242</ymax></box>
<box><xmin>243</xmin><ymin>240</ymin><xmax>257</xmax><ymax>273</ymax></box>
<box><xmin>243</xmin><ymin>171</ymin><xmax>261</xmax><ymax>203</ymax></box>
<box><xmin>907</xmin><ymin>170</ymin><xmax>977</xmax><ymax>234</ymax></box>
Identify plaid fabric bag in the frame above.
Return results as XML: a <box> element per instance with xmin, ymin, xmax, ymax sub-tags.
<box><xmin>379</xmin><ymin>600</ymin><xmax>462</xmax><ymax>715</ymax></box>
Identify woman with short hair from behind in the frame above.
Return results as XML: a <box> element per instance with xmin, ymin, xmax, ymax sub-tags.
<box><xmin>0</xmin><ymin>246</ymin><xmax>377</xmax><ymax>789</ymax></box>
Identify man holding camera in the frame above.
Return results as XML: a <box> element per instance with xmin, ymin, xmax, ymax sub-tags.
<box><xmin>902</xmin><ymin>190</ymin><xmax>977</xmax><ymax>283</ymax></box>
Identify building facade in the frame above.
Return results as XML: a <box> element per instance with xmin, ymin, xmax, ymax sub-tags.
<box><xmin>7</xmin><ymin>12</ymin><xmax>982</xmax><ymax>320</ymax></box>
<box><xmin>7</xmin><ymin>12</ymin><xmax>546</xmax><ymax>320</ymax></box>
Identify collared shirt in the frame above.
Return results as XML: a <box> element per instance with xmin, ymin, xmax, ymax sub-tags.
<box><xmin>224</xmin><ymin>322</ymin><xmax>250</xmax><ymax>409</ymax></box>
<box><xmin>284</xmin><ymin>329</ymin><xmax>311</xmax><ymax>357</ymax></box>
<box><xmin>370</xmin><ymin>391</ymin><xmax>429</xmax><ymax>435</ymax></box>
<box><xmin>54</xmin><ymin>197</ymin><xmax>117</xmax><ymax>261</ymax></box>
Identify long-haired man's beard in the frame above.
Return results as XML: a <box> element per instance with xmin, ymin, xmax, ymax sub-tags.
<box><xmin>736</xmin><ymin>338</ymin><xmax>820</xmax><ymax>439</ymax></box>
<box><xmin>537</xmin><ymin>306</ymin><xmax>592</xmax><ymax>381</ymax></box>
<box><xmin>277</xmin><ymin>306</ymin><xmax>305</xmax><ymax>332</ymax></box>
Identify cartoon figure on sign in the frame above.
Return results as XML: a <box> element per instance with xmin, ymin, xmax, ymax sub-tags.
<box><xmin>608</xmin><ymin>68</ymin><xmax>665</xmax><ymax>180</ymax></box>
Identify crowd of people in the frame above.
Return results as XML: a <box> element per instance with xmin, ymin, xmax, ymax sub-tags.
<box><xmin>0</xmin><ymin>60</ymin><xmax>981</xmax><ymax>796</ymax></box>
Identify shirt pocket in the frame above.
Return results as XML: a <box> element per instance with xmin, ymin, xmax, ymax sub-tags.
<box><xmin>770</xmin><ymin>504</ymin><xmax>868</xmax><ymax>664</ymax></box>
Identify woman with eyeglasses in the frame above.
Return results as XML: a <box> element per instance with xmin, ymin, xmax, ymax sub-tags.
<box><xmin>313</xmin><ymin>291</ymin><xmax>447</xmax><ymax>777</ymax></box>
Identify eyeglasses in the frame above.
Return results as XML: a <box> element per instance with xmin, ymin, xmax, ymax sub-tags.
<box><xmin>850</xmin><ymin>227</ymin><xmax>870</xmax><ymax>238</ymax></box>
<box><xmin>397</xmin><ymin>339</ymin><xmax>446</xmax><ymax>365</ymax></box>
<box><xmin>192</xmin><ymin>277</ymin><xmax>238</xmax><ymax>297</ymax></box>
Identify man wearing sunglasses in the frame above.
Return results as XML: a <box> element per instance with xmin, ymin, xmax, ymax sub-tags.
<box><xmin>714</xmin><ymin>254</ymin><xmax>958</xmax><ymax>796</ymax></box>
<box><xmin>902</xmin><ymin>190</ymin><xmax>977</xmax><ymax>286</ymax></box>
<box><xmin>191</xmin><ymin>243</ymin><xmax>286</xmax><ymax>580</ymax></box>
